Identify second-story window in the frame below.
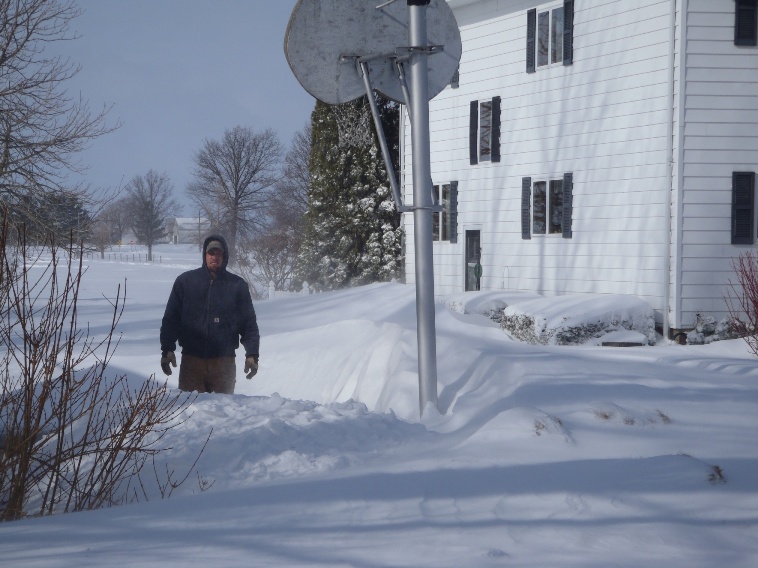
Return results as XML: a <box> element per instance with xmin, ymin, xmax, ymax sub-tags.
<box><xmin>537</xmin><ymin>9</ymin><xmax>565</xmax><ymax>66</ymax></box>
<box><xmin>527</xmin><ymin>1</ymin><xmax>574</xmax><ymax>73</ymax></box>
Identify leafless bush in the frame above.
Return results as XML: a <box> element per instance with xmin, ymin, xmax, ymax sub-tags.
<box><xmin>237</xmin><ymin>230</ymin><xmax>301</xmax><ymax>298</ymax></box>
<box><xmin>726</xmin><ymin>251</ymin><xmax>758</xmax><ymax>357</ymax></box>
<box><xmin>0</xmin><ymin>214</ymin><xmax>200</xmax><ymax>521</ymax></box>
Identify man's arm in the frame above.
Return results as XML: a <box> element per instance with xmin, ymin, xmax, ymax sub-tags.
<box><xmin>238</xmin><ymin>281</ymin><xmax>260</xmax><ymax>359</ymax></box>
<box><xmin>160</xmin><ymin>278</ymin><xmax>183</xmax><ymax>353</ymax></box>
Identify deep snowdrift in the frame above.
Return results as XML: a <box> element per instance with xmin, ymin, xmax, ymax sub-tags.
<box><xmin>2</xmin><ymin>244</ymin><xmax>757</xmax><ymax>568</ymax></box>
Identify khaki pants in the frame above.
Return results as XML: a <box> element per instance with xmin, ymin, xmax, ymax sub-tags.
<box><xmin>178</xmin><ymin>354</ymin><xmax>237</xmax><ymax>394</ymax></box>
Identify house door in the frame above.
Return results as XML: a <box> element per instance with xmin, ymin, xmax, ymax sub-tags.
<box><xmin>465</xmin><ymin>230</ymin><xmax>481</xmax><ymax>291</ymax></box>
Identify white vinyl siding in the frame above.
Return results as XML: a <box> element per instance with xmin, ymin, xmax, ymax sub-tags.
<box><xmin>677</xmin><ymin>0</ymin><xmax>758</xmax><ymax>325</ymax></box>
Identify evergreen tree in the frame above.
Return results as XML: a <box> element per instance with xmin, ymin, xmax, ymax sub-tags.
<box><xmin>12</xmin><ymin>191</ymin><xmax>91</xmax><ymax>245</ymax></box>
<box><xmin>295</xmin><ymin>96</ymin><xmax>403</xmax><ymax>290</ymax></box>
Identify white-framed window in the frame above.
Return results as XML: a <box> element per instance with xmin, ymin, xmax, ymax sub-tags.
<box><xmin>432</xmin><ymin>181</ymin><xmax>458</xmax><ymax>243</ymax></box>
<box><xmin>532</xmin><ymin>179</ymin><xmax>564</xmax><ymax>235</ymax></box>
<box><xmin>526</xmin><ymin>1</ymin><xmax>573</xmax><ymax>73</ymax></box>
<box><xmin>469</xmin><ymin>97</ymin><xmax>501</xmax><ymax>165</ymax></box>
<box><xmin>537</xmin><ymin>7</ymin><xmax>563</xmax><ymax>66</ymax></box>
<box><xmin>521</xmin><ymin>174</ymin><xmax>573</xmax><ymax>239</ymax></box>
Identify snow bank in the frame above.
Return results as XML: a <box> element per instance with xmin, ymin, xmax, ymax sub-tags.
<box><xmin>4</xmin><ymin>245</ymin><xmax>758</xmax><ymax>568</ymax></box>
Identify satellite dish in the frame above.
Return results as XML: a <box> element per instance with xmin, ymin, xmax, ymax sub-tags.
<box><xmin>284</xmin><ymin>0</ymin><xmax>462</xmax><ymax>105</ymax></box>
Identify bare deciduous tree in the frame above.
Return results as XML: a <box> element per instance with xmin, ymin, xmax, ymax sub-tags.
<box><xmin>271</xmin><ymin>124</ymin><xmax>310</xmax><ymax>241</ymax></box>
<box><xmin>89</xmin><ymin>197</ymin><xmax>132</xmax><ymax>259</ymax></box>
<box><xmin>124</xmin><ymin>170</ymin><xmax>180</xmax><ymax>261</ymax></box>
<box><xmin>101</xmin><ymin>198</ymin><xmax>131</xmax><ymax>245</ymax></box>
<box><xmin>0</xmin><ymin>0</ymin><xmax>116</xmax><ymax>231</ymax></box>
<box><xmin>237</xmin><ymin>125</ymin><xmax>311</xmax><ymax>295</ymax></box>
<box><xmin>187</xmin><ymin>126</ymin><xmax>283</xmax><ymax>262</ymax></box>
<box><xmin>90</xmin><ymin>216</ymin><xmax>111</xmax><ymax>258</ymax></box>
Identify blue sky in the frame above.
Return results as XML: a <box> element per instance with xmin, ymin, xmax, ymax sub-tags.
<box><xmin>56</xmin><ymin>1</ymin><xmax>315</xmax><ymax>212</ymax></box>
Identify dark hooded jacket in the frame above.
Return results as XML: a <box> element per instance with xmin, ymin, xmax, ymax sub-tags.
<box><xmin>160</xmin><ymin>235</ymin><xmax>259</xmax><ymax>359</ymax></box>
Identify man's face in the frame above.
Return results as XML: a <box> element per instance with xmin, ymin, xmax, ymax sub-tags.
<box><xmin>206</xmin><ymin>248</ymin><xmax>223</xmax><ymax>273</ymax></box>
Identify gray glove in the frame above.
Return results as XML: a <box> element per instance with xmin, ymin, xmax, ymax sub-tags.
<box><xmin>244</xmin><ymin>356</ymin><xmax>258</xmax><ymax>379</ymax></box>
<box><xmin>161</xmin><ymin>351</ymin><xmax>177</xmax><ymax>375</ymax></box>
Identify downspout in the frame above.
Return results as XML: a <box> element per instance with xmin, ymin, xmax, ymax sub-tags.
<box><xmin>663</xmin><ymin>0</ymin><xmax>677</xmax><ymax>340</ymax></box>
<box><xmin>399</xmin><ymin>104</ymin><xmax>407</xmax><ymax>280</ymax></box>
<box><xmin>675</xmin><ymin>0</ymin><xmax>688</xmax><ymax>331</ymax></box>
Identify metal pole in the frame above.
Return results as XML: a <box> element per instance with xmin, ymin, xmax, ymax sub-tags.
<box><xmin>407</xmin><ymin>0</ymin><xmax>438</xmax><ymax>416</ymax></box>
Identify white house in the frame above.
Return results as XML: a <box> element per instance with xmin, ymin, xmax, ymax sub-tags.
<box><xmin>400</xmin><ymin>0</ymin><xmax>758</xmax><ymax>336</ymax></box>
<box><xmin>165</xmin><ymin>217</ymin><xmax>211</xmax><ymax>245</ymax></box>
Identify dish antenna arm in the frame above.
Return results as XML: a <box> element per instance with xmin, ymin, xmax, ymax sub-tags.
<box><xmin>342</xmin><ymin>53</ymin><xmax>443</xmax><ymax>214</ymax></box>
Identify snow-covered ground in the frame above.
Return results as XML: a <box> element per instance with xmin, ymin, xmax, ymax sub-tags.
<box><xmin>1</xmin><ymin>243</ymin><xmax>757</xmax><ymax>567</ymax></box>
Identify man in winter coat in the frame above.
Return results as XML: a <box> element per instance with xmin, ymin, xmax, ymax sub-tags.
<box><xmin>159</xmin><ymin>235</ymin><xmax>259</xmax><ymax>394</ymax></box>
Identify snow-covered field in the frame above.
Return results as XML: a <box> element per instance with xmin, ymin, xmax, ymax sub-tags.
<box><xmin>1</xmin><ymin>243</ymin><xmax>757</xmax><ymax>567</ymax></box>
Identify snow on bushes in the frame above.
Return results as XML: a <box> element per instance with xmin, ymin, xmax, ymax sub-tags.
<box><xmin>442</xmin><ymin>291</ymin><xmax>657</xmax><ymax>346</ymax></box>
<box><xmin>686</xmin><ymin>313</ymin><xmax>740</xmax><ymax>345</ymax></box>
<box><xmin>499</xmin><ymin>294</ymin><xmax>656</xmax><ymax>345</ymax></box>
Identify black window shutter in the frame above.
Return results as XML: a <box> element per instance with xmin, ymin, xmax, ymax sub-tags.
<box><xmin>449</xmin><ymin>181</ymin><xmax>458</xmax><ymax>244</ymax></box>
<box><xmin>562</xmin><ymin>172</ymin><xmax>573</xmax><ymax>238</ymax></box>
<box><xmin>469</xmin><ymin>101</ymin><xmax>478</xmax><ymax>165</ymax></box>
<box><xmin>521</xmin><ymin>177</ymin><xmax>532</xmax><ymax>239</ymax></box>
<box><xmin>563</xmin><ymin>1</ymin><xmax>574</xmax><ymax>65</ymax></box>
<box><xmin>491</xmin><ymin>96</ymin><xmax>501</xmax><ymax>163</ymax></box>
<box><xmin>732</xmin><ymin>172</ymin><xmax>756</xmax><ymax>244</ymax></box>
<box><xmin>526</xmin><ymin>9</ymin><xmax>536</xmax><ymax>73</ymax></box>
<box><xmin>735</xmin><ymin>0</ymin><xmax>758</xmax><ymax>46</ymax></box>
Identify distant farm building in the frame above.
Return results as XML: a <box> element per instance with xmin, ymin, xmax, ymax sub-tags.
<box><xmin>165</xmin><ymin>217</ymin><xmax>211</xmax><ymax>245</ymax></box>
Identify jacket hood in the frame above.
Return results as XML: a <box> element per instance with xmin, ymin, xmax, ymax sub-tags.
<box><xmin>202</xmin><ymin>234</ymin><xmax>229</xmax><ymax>273</ymax></box>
